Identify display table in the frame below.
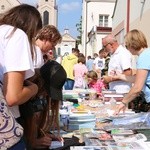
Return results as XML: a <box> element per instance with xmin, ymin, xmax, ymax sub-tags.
<box><xmin>59</xmin><ymin>90</ymin><xmax>150</xmax><ymax>150</ymax></box>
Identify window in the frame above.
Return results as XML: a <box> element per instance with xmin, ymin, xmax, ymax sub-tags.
<box><xmin>43</xmin><ymin>11</ymin><xmax>49</xmax><ymax>26</ymax></box>
<box><xmin>99</xmin><ymin>15</ymin><xmax>109</xmax><ymax>27</ymax></box>
<box><xmin>1</xmin><ymin>5</ymin><xmax>5</xmax><ymax>10</ymax></box>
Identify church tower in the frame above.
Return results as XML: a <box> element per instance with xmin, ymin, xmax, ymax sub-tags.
<box><xmin>38</xmin><ymin>0</ymin><xmax>57</xmax><ymax>27</ymax></box>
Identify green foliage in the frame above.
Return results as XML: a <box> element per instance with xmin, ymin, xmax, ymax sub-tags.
<box><xmin>76</xmin><ymin>16</ymin><xmax>82</xmax><ymax>46</ymax></box>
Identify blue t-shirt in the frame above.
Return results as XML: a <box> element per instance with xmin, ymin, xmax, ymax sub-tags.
<box><xmin>137</xmin><ymin>48</ymin><xmax>150</xmax><ymax>102</ymax></box>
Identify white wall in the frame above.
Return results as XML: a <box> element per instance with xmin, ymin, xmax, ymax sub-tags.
<box><xmin>82</xmin><ymin>0</ymin><xmax>115</xmax><ymax>57</ymax></box>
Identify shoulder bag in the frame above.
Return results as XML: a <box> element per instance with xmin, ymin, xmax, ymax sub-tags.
<box><xmin>0</xmin><ymin>86</ymin><xmax>23</xmax><ymax>149</ymax></box>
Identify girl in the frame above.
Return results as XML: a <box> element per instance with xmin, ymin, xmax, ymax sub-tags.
<box><xmin>0</xmin><ymin>4</ymin><xmax>42</xmax><ymax>149</ymax></box>
<box><xmin>73</xmin><ymin>56</ymin><xmax>88</xmax><ymax>89</ymax></box>
<box><xmin>87</xmin><ymin>71</ymin><xmax>106</xmax><ymax>97</ymax></box>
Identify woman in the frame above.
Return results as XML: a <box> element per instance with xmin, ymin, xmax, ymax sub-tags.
<box><xmin>0</xmin><ymin>4</ymin><xmax>42</xmax><ymax>149</ymax></box>
<box><xmin>115</xmin><ymin>29</ymin><xmax>150</xmax><ymax>114</ymax></box>
<box><xmin>23</xmin><ymin>60</ymin><xmax>66</xmax><ymax>149</ymax></box>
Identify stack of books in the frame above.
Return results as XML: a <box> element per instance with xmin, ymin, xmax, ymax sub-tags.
<box><xmin>102</xmin><ymin>90</ymin><xmax>124</xmax><ymax>102</ymax></box>
<box><xmin>68</xmin><ymin>113</ymin><xmax>96</xmax><ymax>130</ymax></box>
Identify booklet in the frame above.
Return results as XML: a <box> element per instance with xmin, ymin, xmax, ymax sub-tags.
<box><xmin>49</xmin><ymin>141</ymin><xmax>64</xmax><ymax>149</ymax></box>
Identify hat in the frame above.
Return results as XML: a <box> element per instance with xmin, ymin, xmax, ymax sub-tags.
<box><xmin>40</xmin><ymin>60</ymin><xmax>67</xmax><ymax>100</ymax></box>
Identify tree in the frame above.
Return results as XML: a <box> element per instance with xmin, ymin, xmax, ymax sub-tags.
<box><xmin>76</xmin><ymin>16</ymin><xmax>82</xmax><ymax>47</ymax></box>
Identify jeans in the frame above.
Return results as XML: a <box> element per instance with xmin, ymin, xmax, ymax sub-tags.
<box><xmin>8</xmin><ymin>138</ymin><xmax>26</xmax><ymax>150</ymax></box>
<box><xmin>64</xmin><ymin>79</ymin><xmax>74</xmax><ymax>90</ymax></box>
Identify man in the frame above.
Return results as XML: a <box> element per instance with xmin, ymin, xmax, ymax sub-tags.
<box><xmin>86</xmin><ymin>56</ymin><xmax>94</xmax><ymax>71</ymax></box>
<box><xmin>93</xmin><ymin>49</ymin><xmax>105</xmax><ymax>78</ymax></box>
<box><xmin>62</xmin><ymin>48</ymin><xmax>80</xmax><ymax>90</ymax></box>
<box><xmin>34</xmin><ymin>25</ymin><xmax>62</xmax><ymax>67</ymax></box>
<box><xmin>102</xmin><ymin>34</ymin><xmax>132</xmax><ymax>93</ymax></box>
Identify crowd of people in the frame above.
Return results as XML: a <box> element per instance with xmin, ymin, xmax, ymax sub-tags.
<box><xmin>1</xmin><ymin>3</ymin><xmax>150</xmax><ymax>150</ymax></box>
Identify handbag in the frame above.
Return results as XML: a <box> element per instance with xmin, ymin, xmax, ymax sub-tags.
<box><xmin>128</xmin><ymin>83</ymin><xmax>150</xmax><ymax>112</ymax></box>
<box><xmin>0</xmin><ymin>88</ymin><xmax>23</xmax><ymax>149</ymax></box>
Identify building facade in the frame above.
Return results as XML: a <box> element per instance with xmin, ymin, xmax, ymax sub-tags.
<box><xmin>0</xmin><ymin>0</ymin><xmax>20</xmax><ymax>15</ymax></box>
<box><xmin>112</xmin><ymin>0</ymin><xmax>150</xmax><ymax>68</ymax></box>
<box><xmin>82</xmin><ymin>0</ymin><xmax>116</xmax><ymax>57</ymax></box>
<box><xmin>37</xmin><ymin>0</ymin><xmax>57</xmax><ymax>26</ymax></box>
<box><xmin>57</xmin><ymin>29</ymin><xmax>76</xmax><ymax>58</ymax></box>
<box><xmin>112</xmin><ymin>0</ymin><xmax>150</xmax><ymax>46</ymax></box>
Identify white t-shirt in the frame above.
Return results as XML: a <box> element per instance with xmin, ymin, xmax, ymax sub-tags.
<box><xmin>93</xmin><ymin>57</ymin><xmax>105</xmax><ymax>70</ymax></box>
<box><xmin>108</xmin><ymin>45</ymin><xmax>132</xmax><ymax>93</ymax></box>
<box><xmin>33</xmin><ymin>46</ymin><xmax>44</xmax><ymax>68</ymax></box>
<box><xmin>0</xmin><ymin>25</ymin><xmax>35</xmax><ymax>118</ymax></box>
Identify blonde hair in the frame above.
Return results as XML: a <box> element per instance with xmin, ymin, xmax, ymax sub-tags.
<box><xmin>125</xmin><ymin>29</ymin><xmax>148</xmax><ymax>51</ymax></box>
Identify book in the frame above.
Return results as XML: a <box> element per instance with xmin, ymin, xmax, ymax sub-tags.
<box><xmin>68</xmin><ymin>122</ymin><xmax>95</xmax><ymax>130</ymax></box>
<box><xmin>111</xmin><ymin>129</ymin><xmax>135</xmax><ymax>135</ymax></box>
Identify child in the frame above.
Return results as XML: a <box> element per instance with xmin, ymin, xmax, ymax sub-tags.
<box><xmin>73</xmin><ymin>56</ymin><xmax>88</xmax><ymax>88</ymax></box>
<box><xmin>87</xmin><ymin>71</ymin><xmax>106</xmax><ymax>97</ymax></box>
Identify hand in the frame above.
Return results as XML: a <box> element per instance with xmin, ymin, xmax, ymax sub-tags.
<box><xmin>48</xmin><ymin>134</ymin><xmax>64</xmax><ymax>142</ymax></box>
<box><xmin>33</xmin><ymin>135</ymin><xmax>52</xmax><ymax>148</ymax></box>
<box><xmin>102</xmin><ymin>76</ymin><xmax>112</xmax><ymax>83</ymax></box>
<box><xmin>114</xmin><ymin>103</ymin><xmax>126</xmax><ymax>115</ymax></box>
<box><xmin>110</xmin><ymin>70</ymin><xmax>115</xmax><ymax>76</ymax></box>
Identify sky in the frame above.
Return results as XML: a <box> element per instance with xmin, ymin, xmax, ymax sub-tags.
<box><xmin>19</xmin><ymin>0</ymin><xmax>82</xmax><ymax>38</ymax></box>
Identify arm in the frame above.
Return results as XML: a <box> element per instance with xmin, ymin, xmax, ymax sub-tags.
<box><xmin>113</xmin><ymin>74</ymin><xmax>136</xmax><ymax>83</ymax></box>
<box><xmin>3</xmin><ymin>71</ymin><xmax>38</xmax><ymax>106</ymax></box>
<box><xmin>103</xmin><ymin>68</ymin><xmax>132</xmax><ymax>83</ymax></box>
<box><xmin>115</xmin><ymin>69</ymin><xmax>148</xmax><ymax>114</ymax></box>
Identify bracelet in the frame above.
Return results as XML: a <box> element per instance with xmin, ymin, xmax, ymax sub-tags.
<box><xmin>121</xmin><ymin>101</ymin><xmax>127</xmax><ymax>107</ymax></box>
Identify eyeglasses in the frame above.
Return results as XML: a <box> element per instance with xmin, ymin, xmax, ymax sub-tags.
<box><xmin>103</xmin><ymin>43</ymin><xmax>111</xmax><ymax>49</ymax></box>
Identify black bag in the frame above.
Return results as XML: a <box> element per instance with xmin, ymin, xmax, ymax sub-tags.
<box><xmin>128</xmin><ymin>91</ymin><xmax>150</xmax><ymax>113</ymax></box>
<box><xmin>19</xmin><ymin>97</ymin><xmax>47</xmax><ymax>118</ymax></box>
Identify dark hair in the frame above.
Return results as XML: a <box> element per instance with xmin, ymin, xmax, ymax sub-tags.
<box><xmin>72</xmin><ymin>48</ymin><xmax>80</xmax><ymax>53</ymax></box>
<box><xmin>78</xmin><ymin>56</ymin><xmax>86</xmax><ymax>64</ymax></box>
<box><xmin>78</xmin><ymin>53</ymin><xmax>84</xmax><ymax>57</ymax></box>
<box><xmin>87</xmin><ymin>56</ymin><xmax>92</xmax><ymax>59</ymax></box>
<box><xmin>0</xmin><ymin>4</ymin><xmax>42</xmax><ymax>58</ymax></box>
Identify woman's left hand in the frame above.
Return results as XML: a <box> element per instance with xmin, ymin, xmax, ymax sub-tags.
<box><xmin>48</xmin><ymin>133</ymin><xmax>64</xmax><ymax>142</ymax></box>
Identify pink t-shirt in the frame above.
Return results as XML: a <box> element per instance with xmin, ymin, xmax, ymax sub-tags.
<box><xmin>73</xmin><ymin>64</ymin><xmax>88</xmax><ymax>88</ymax></box>
<box><xmin>88</xmin><ymin>79</ymin><xmax>105</xmax><ymax>93</ymax></box>
<box><xmin>73</xmin><ymin>64</ymin><xmax>88</xmax><ymax>78</ymax></box>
